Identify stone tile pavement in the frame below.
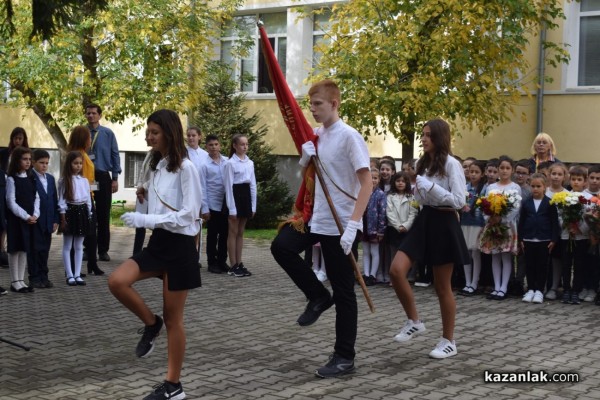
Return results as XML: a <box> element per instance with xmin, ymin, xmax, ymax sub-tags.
<box><xmin>1</xmin><ymin>227</ymin><xmax>599</xmax><ymax>399</ymax></box>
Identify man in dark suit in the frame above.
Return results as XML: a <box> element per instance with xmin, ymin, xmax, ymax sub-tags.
<box><xmin>29</xmin><ymin>150</ymin><xmax>60</xmax><ymax>288</ymax></box>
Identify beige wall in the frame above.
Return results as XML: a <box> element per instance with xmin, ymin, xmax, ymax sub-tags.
<box><xmin>0</xmin><ymin>105</ymin><xmax>161</xmax><ymax>152</ymax></box>
<box><xmin>245</xmin><ymin>98</ymin><xmax>404</xmax><ymax>158</ymax></box>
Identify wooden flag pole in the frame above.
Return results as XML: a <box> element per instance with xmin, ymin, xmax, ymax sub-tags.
<box><xmin>311</xmin><ymin>155</ymin><xmax>375</xmax><ymax>313</ymax></box>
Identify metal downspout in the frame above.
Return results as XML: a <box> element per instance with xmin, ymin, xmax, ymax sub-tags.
<box><xmin>536</xmin><ymin>23</ymin><xmax>547</xmax><ymax>134</ymax></box>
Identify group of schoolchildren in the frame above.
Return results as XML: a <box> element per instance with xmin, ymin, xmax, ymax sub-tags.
<box><xmin>0</xmin><ymin>127</ymin><xmax>94</xmax><ymax>295</ymax></box>
<box><xmin>357</xmin><ymin>151</ymin><xmax>600</xmax><ymax>307</ymax></box>
<box><xmin>459</xmin><ymin>155</ymin><xmax>600</xmax><ymax>306</ymax></box>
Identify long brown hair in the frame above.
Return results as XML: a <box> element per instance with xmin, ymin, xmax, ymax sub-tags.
<box><xmin>61</xmin><ymin>151</ymin><xmax>83</xmax><ymax>202</ymax></box>
<box><xmin>7</xmin><ymin>146</ymin><xmax>32</xmax><ymax>176</ymax></box>
<box><xmin>67</xmin><ymin>125</ymin><xmax>91</xmax><ymax>151</ymax></box>
<box><xmin>147</xmin><ymin>109</ymin><xmax>187</xmax><ymax>173</ymax></box>
<box><xmin>8</xmin><ymin>127</ymin><xmax>29</xmax><ymax>151</ymax></box>
<box><xmin>416</xmin><ymin>118</ymin><xmax>451</xmax><ymax>178</ymax></box>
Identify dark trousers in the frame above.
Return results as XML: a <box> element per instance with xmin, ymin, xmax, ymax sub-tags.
<box><xmin>28</xmin><ymin>230</ymin><xmax>51</xmax><ymax>283</ymax></box>
<box><xmin>561</xmin><ymin>238</ymin><xmax>589</xmax><ymax>292</ymax></box>
<box><xmin>133</xmin><ymin>228</ymin><xmax>146</xmax><ymax>256</ymax></box>
<box><xmin>94</xmin><ymin>171</ymin><xmax>112</xmax><ymax>254</ymax></box>
<box><xmin>271</xmin><ymin>224</ymin><xmax>357</xmax><ymax>360</ymax></box>
<box><xmin>80</xmin><ymin>202</ymin><xmax>98</xmax><ymax>270</ymax></box>
<box><xmin>206</xmin><ymin>209</ymin><xmax>228</xmax><ymax>266</ymax></box>
<box><xmin>524</xmin><ymin>241</ymin><xmax>550</xmax><ymax>292</ymax></box>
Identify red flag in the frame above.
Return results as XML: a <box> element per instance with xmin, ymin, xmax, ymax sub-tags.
<box><xmin>258</xmin><ymin>22</ymin><xmax>316</xmax><ymax>232</ymax></box>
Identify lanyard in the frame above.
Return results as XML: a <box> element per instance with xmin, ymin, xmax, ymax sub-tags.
<box><xmin>90</xmin><ymin>128</ymin><xmax>100</xmax><ymax>151</ymax></box>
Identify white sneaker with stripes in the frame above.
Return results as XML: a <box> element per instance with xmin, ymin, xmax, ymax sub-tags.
<box><xmin>393</xmin><ymin>320</ymin><xmax>426</xmax><ymax>343</ymax></box>
<box><xmin>429</xmin><ymin>338</ymin><xmax>457</xmax><ymax>359</ymax></box>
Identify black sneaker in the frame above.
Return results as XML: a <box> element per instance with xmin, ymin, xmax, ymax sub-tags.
<box><xmin>228</xmin><ymin>264</ymin><xmax>245</xmax><ymax>277</ymax></box>
<box><xmin>0</xmin><ymin>286</ymin><xmax>7</xmax><ymax>295</ymax></box>
<box><xmin>98</xmin><ymin>252</ymin><xmax>111</xmax><ymax>262</ymax></box>
<box><xmin>571</xmin><ymin>292</ymin><xmax>581</xmax><ymax>305</ymax></box>
<box><xmin>315</xmin><ymin>353</ymin><xmax>355</xmax><ymax>378</ymax></box>
<box><xmin>143</xmin><ymin>381</ymin><xmax>186</xmax><ymax>400</ymax></box>
<box><xmin>561</xmin><ymin>291</ymin><xmax>571</xmax><ymax>304</ymax></box>
<box><xmin>136</xmin><ymin>315</ymin><xmax>163</xmax><ymax>358</ymax></box>
<box><xmin>238</xmin><ymin>263</ymin><xmax>252</xmax><ymax>276</ymax></box>
<box><xmin>297</xmin><ymin>295</ymin><xmax>334</xmax><ymax>326</ymax></box>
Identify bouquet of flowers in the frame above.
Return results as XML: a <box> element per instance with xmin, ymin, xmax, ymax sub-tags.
<box><xmin>584</xmin><ymin>196</ymin><xmax>600</xmax><ymax>247</ymax></box>
<box><xmin>549</xmin><ymin>191</ymin><xmax>589</xmax><ymax>235</ymax></box>
<box><xmin>475</xmin><ymin>189</ymin><xmax>521</xmax><ymax>253</ymax></box>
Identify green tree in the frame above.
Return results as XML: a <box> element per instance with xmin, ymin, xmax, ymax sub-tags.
<box><xmin>191</xmin><ymin>61</ymin><xmax>294</xmax><ymax>229</ymax></box>
<box><xmin>0</xmin><ymin>0</ymin><xmax>241</xmax><ymax>153</ymax></box>
<box><xmin>312</xmin><ymin>1</ymin><xmax>569</xmax><ymax>161</ymax></box>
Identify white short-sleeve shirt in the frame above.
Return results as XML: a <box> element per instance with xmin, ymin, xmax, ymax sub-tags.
<box><xmin>309</xmin><ymin>119</ymin><xmax>370</xmax><ymax>236</ymax></box>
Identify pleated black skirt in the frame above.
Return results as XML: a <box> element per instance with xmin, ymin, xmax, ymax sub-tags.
<box><xmin>398</xmin><ymin>206</ymin><xmax>470</xmax><ymax>266</ymax></box>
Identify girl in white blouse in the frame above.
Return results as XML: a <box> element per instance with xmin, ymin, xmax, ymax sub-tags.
<box><xmin>110</xmin><ymin>109</ymin><xmax>202</xmax><ymax>400</ymax></box>
<box><xmin>58</xmin><ymin>151</ymin><xmax>92</xmax><ymax>286</ymax></box>
<box><xmin>389</xmin><ymin>119</ymin><xmax>469</xmax><ymax>359</ymax></box>
<box><xmin>223</xmin><ymin>134</ymin><xmax>257</xmax><ymax>277</ymax></box>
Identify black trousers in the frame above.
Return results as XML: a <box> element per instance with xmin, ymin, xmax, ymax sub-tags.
<box><xmin>561</xmin><ymin>238</ymin><xmax>589</xmax><ymax>292</ymax></box>
<box><xmin>82</xmin><ymin>202</ymin><xmax>98</xmax><ymax>267</ymax></box>
<box><xmin>524</xmin><ymin>241</ymin><xmax>550</xmax><ymax>292</ymax></box>
<box><xmin>206</xmin><ymin>209</ymin><xmax>228</xmax><ymax>266</ymax></box>
<box><xmin>94</xmin><ymin>171</ymin><xmax>112</xmax><ymax>254</ymax></box>
<box><xmin>271</xmin><ymin>224</ymin><xmax>357</xmax><ymax>360</ymax></box>
<box><xmin>28</xmin><ymin>230</ymin><xmax>51</xmax><ymax>283</ymax></box>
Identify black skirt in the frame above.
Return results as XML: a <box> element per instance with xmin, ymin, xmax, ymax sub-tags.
<box><xmin>398</xmin><ymin>206</ymin><xmax>470</xmax><ymax>266</ymax></box>
<box><xmin>233</xmin><ymin>183</ymin><xmax>252</xmax><ymax>218</ymax></box>
<box><xmin>131</xmin><ymin>228</ymin><xmax>201</xmax><ymax>291</ymax></box>
<box><xmin>64</xmin><ymin>203</ymin><xmax>90</xmax><ymax>236</ymax></box>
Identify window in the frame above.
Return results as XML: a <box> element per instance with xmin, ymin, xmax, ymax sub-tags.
<box><xmin>565</xmin><ymin>0</ymin><xmax>600</xmax><ymax>88</ymax></box>
<box><xmin>125</xmin><ymin>152</ymin><xmax>147</xmax><ymax>188</ymax></box>
<box><xmin>312</xmin><ymin>9</ymin><xmax>333</xmax><ymax>70</ymax></box>
<box><xmin>221</xmin><ymin>12</ymin><xmax>287</xmax><ymax>93</ymax></box>
<box><xmin>578</xmin><ymin>0</ymin><xmax>600</xmax><ymax>86</ymax></box>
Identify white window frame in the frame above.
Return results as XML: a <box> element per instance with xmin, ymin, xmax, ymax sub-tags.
<box><xmin>564</xmin><ymin>0</ymin><xmax>600</xmax><ymax>90</ymax></box>
<box><xmin>221</xmin><ymin>12</ymin><xmax>287</xmax><ymax>95</ymax></box>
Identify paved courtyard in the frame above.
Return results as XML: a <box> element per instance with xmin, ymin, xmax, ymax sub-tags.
<box><xmin>1</xmin><ymin>227</ymin><xmax>599</xmax><ymax>399</ymax></box>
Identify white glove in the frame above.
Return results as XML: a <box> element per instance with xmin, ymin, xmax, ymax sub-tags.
<box><xmin>121</xmin><ymin>212</ymin><xmax>157</xmax><ymax>229</ymax></box>
<box><xmin>299</xmin><ymin>141</ymin><xmax>316</xmax><ymax>167</ymax></box>
<box><xmin>340</xmin><ymin>220</ymin><xmax>361</xmax><ymax>255</ymax></box>
<box><xmin>416</xmin><ymin>175</ymin><xmax>434</xmax><ymax>192</ymax></box>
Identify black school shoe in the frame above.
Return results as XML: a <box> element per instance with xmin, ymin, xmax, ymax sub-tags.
<box><xmin>315</xmin><ymin>353</ymin><xmax>355</xmax><ymax>378</ymax></box>
<box><xmin>297</xmin><ymin>295</ymin><xmax>334</xmax><ymax>327</ymax></box>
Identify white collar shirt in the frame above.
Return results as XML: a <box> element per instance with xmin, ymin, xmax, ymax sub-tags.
<box><xmin>309</xmin><ymin>119</ymin><xmax>370</xmax><ymax>236</ymax></box>
<box><xmin>187</xmin><ymin>146</ymin><xmax>208</xmax><ymax>174</ymax></box>
<box><xmin>147</xmin><ymin>158</ymin><xmax>202</xmax><ymax>236</ymax></box>
<box><xmin>223</xmin><ymin>153</ymin><xmax>257</xmax><ymax>216</ymax></box>
<box><xmin>33</xmin><ymin>169</ymin><xmax>48</xmax><ymax>193</ymax></box>
<box><xmin>58</xmin><ymin>175</ymin><xmax>92</xmax><ymax>216</ymax></box>
<box><xmin>200</xmin><ymin>154</ymin><xmax>228</xmax><ymax>214</ymax></box>
<box><xmin>415</xmin><ymin>156</ymin><xmax>468</xmax><ymax>210</ymax></box>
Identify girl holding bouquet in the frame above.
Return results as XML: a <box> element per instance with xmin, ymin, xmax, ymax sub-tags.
<box><xmin>389</xmin><ymin>119</ymin><xmax>469</xmax><ymax>359</ymax></box>
<box><xmin>479</xmin><ymin>155</ymin><xmax>521</xmax><ymax>301</ymax></box>
<box><xmin>459</xmin><ymin>160</ymin><xmax>486</xmax><ymax>296</ymax></box>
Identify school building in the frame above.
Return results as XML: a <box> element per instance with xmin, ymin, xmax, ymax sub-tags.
<box><xmin>1</xmin><ymin>0</ymin><xmax>599</xmax><ymax>201</ymax></box>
